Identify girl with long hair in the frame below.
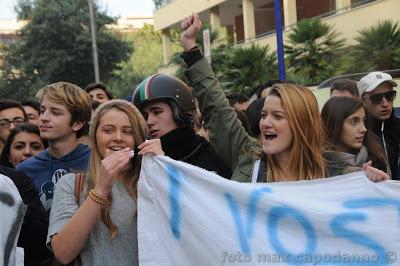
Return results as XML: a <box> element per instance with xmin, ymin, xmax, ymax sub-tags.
<box><xmin>321</xmin><ymin>96</ymin><xmax>389</xmax><ymax>179</ymax></box>
<box><xmin>47</xmin><ymin>100</ymin><xmax>147</xmax><ymax>265</ymax></box>
<box><xmin>180</xmin><ymin>13</ymin><xmax>387</xmax><ymax>182</ymax></box>
<box><xmin>259</xmin><ymin>84</ymin><xmax>326</xmax><ymax>182</ymax></box>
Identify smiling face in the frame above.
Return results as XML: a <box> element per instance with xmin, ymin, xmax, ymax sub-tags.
<box><xmin>96</xmin><ymin>109</ymin><xmax>135</xmax><ymax>159</ymax></box>
<box><xmin>9</xmin><ymin>132</ymin><xmax>45</xmax><ymax>168</ymax></box>
<box><xmin>259</xmin><ymin>95</ymin><xmax>293</xmax><ymax>158</ymax></box>
<box><xmin>142</xmin><ymin>101</ymin><xmax>178</xmax><ymax>139</ymax></box>
<box><xmin>338</xmin><ymin>108</ymin><xmax>367</xmax><ymax>153</ymax></box>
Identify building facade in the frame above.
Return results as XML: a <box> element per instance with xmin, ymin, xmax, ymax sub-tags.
<box><xmin>0</xmin><ymin>19</ymin><xmax>26</xmax><ymax>46</ymax></box>
<box><xmin>153</xmin><ymin>0</ymin><xmax>400</xmax><ymax>65</ymax></box>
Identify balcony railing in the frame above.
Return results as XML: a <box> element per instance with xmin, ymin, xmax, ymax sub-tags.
<box><xmin>238</xmin><ymin>0</ymin><xmax>379</xmax><ymax>45</ymax></box>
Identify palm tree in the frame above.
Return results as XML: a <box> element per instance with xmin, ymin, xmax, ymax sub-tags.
<box><xmin>344</xmin><ymin>20</ymin><xmax>400</xmax><ymax>73</ymax></box>
<box><xmin>285</xmin><ymin>18</ymin><xmax>345</xmax><ymax>85</ymax></box>
<box><xmin>220</xmin><ymin>44</ymin><xmax>277</xmax><ymax>95</ymax></box>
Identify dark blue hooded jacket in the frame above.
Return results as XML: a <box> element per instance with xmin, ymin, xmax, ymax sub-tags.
<box><xmin>16</xmin><ymin>143</ymin><xmax>91</xmax><ymax>211</ymax></box>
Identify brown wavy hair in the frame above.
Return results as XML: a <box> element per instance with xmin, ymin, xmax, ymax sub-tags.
<box><xmin>321</xmin><ymin>96</ymin><xmax>386</xmax><ymax>169</ymax></box>
<box><xmin>86</xmin><ymin>100</ymin><xmax>147</xmax><ymax>238</ymax></box>
<box><xmin>264</xmin><ymin>84</ymin><xmax>326</xmax><ymax>182</ymax></box>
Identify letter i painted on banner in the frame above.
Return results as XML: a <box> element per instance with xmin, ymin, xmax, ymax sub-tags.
<box><xmin>167</xmin><ymin>165</ymin><xmax>183</xmax><ymax>240</ymax></box>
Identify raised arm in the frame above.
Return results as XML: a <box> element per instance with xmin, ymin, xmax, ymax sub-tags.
<box><xmin>180</xmin><ymin>13</ymin><xmax>257</xmax><ymax>170</ymax></box>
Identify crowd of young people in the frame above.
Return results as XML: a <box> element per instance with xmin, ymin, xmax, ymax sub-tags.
<box><xmin>1</xmin><ymin>13</ymin><xmax>399</xmax><ymax>266</ymax></box>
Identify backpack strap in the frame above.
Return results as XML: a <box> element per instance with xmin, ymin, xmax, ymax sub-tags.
<box><xmin>251</xmin><ymin>159</ymin><xmax>266</xmax><ymax>183</ymax></box>
<box><xmin>251</xmin><ymin>159</ymin><xmax>261</xmax><ymax>184</ymax></box>
<box><xmin>256</xmin><ymin>159</ymin><xmax>266</xmax><ymax>183</ymax></box>
<box><xmin>74</xmin><ymin>172</ymin><xmax>86</xmax><ymax>205</ymax></box>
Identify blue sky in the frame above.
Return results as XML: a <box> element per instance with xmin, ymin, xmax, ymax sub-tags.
<box><xmin>0</xmin><ymin>0</ymin><xmax>155</xmax><ymax>19</ymax></box>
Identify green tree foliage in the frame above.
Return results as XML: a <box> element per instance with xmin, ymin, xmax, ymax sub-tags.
<box><xmin>174</xmin><ymin>43</ymin><xmax>277</xmax><ymax>96</ymax></box>
<box><xmin>285</xmin><ymin>18</ymin><xmax>345</xmax><ymax>85</ymax></box>
<box><xmin>14</xmin><ymin>0</ymin><xmax>32</xmax><ymax>20</ymax></box>
<box><xmin>218</xmin><ymin>44</ymin><xmax>277</xmax><ymax>95</ymax></box>
<box><xmin>173</xmin><ymin>23</ymin><xmax>276</xmax><ymax>95</ymax></box>
<box><xmin>153</xmin><ymin>0</ymin><xmax>163</xmax><ymax>9</ymax></box>
<box><xmin>343</xmin><ymin>20</ymin><xmax>400</xmax><ymax>73</ymax></box>
<box><xmin>107</xmin><ymin>66</ymin><xmax>144</xmax><ymax>100</ymax></box>
<box><xmin>127</xmin><ymin>24</ymin><xmax>164</xmax><ymax>77</ymax></box>
<box><xmin>109</xmin><ymin>24</ymin><xmax>180</xmax><ymax>99</ymax></box>
<box><xmin>0</xmin><ymin>0</ymin><xmax>131</xmax><ymax>99</ymax></box>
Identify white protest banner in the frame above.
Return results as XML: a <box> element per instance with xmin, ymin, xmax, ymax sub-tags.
<box><xmin>0</xmin><ymin>174</ymin><xmax>26</xmax><ymax>266</ymax></box>
<box><xmin>138</xmin><ymin>156</ymin><xmax>400</xmax><ymax>265</ymax></box>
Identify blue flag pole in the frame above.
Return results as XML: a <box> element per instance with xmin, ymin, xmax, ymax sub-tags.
<box><xmin>274</xmin><ymin>0</ymin><xmax>286</xmax><ymax>80</ymax></box>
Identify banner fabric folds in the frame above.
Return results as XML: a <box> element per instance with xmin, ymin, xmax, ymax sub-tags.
<box><xmin>138</xmin><ymin>156</ymin><xmax>400</xmax><ymax>266</ymax></box>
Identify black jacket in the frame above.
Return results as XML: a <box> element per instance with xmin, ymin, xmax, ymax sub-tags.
<box><xmin>1</xmin><ymin>166</ymin><xmax>52</xmax><ymax>266</ymax></box>
<box><xmin>367</xmin><ymin>111</ymin><xmax>400</xmax><ymax>180</ymax></box>
<box><xmin>160</xmin><ymin>126</ymin><xmax>232</xmax><ymax>179</ymax></box>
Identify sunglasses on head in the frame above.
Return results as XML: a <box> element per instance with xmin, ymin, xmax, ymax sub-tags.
<box><xmin>368</xmin><ymin>90</ymin><xmax>397</xmax><ymax>104</ymax></box>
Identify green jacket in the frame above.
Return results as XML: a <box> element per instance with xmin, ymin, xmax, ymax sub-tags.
<box><xmin>185</xmin><ymin>58</ymin><xmax>260</xmax><ymax>182</ymax></box>
<box><xmin>185</xmin><ymin>57</ymin><xmax>355</xmax><ymax>182</ymax></box>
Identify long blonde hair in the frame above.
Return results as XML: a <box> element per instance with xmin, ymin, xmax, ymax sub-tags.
<box><xmin>86</xmin><ymin>100</ymin><xmax>147</xmax><ymax>238</ymax></box>
<box><xmin>265</xmin><ymin>84</ymin><xmax>326</xmax><ymax>182</ymax></box>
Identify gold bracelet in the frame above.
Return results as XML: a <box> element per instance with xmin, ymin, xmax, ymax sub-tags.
<box><xmin>89</xmin><ymin>191</ymin><xmax>107</xmax><ymax>205</ymax></box>
<box><xmin>89</xmin><ymin>193</ymin><xmax>106</xmax><ymax>205</ymax></box>
<box><xmin>90</xmin><ymin>189</ymin><xmax>109</xmax><ymax>201</ymax></box>
<box><xmin>89</xmin><ymin>189</ymin><xmax>108</xmax><ymax>205</ymax></box>
<box><xmin>89</xmin><ymin>189</ymin><xmax>108</xmax><ymax>203</ymax></box>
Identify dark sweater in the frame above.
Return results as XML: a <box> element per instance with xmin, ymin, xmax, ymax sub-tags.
<box><xmin>367</xmin><ymin>112</ymin><xmax>400</xmax><ymax>180</ymax></box>
<box><xmin>160</xmin><ymin>126</ymin><xmax>232</xmax><ymax>179</ymax></box>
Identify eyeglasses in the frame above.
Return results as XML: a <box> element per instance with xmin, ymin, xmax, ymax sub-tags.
<box><xmin>368</xmin><ymin>90</ymin><xmax>397</xmax><ymax>104</ymax></box>
<box><xmin>0</xmin><ymin>117</ymin><xmax>26</xmax><ymax>129</ymax></box>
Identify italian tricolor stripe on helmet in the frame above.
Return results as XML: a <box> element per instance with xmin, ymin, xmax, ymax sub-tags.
<box><xmin>139</xmin><ymin>74</ymin><xmax>158</xmax><ymax>101</ymax></box>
